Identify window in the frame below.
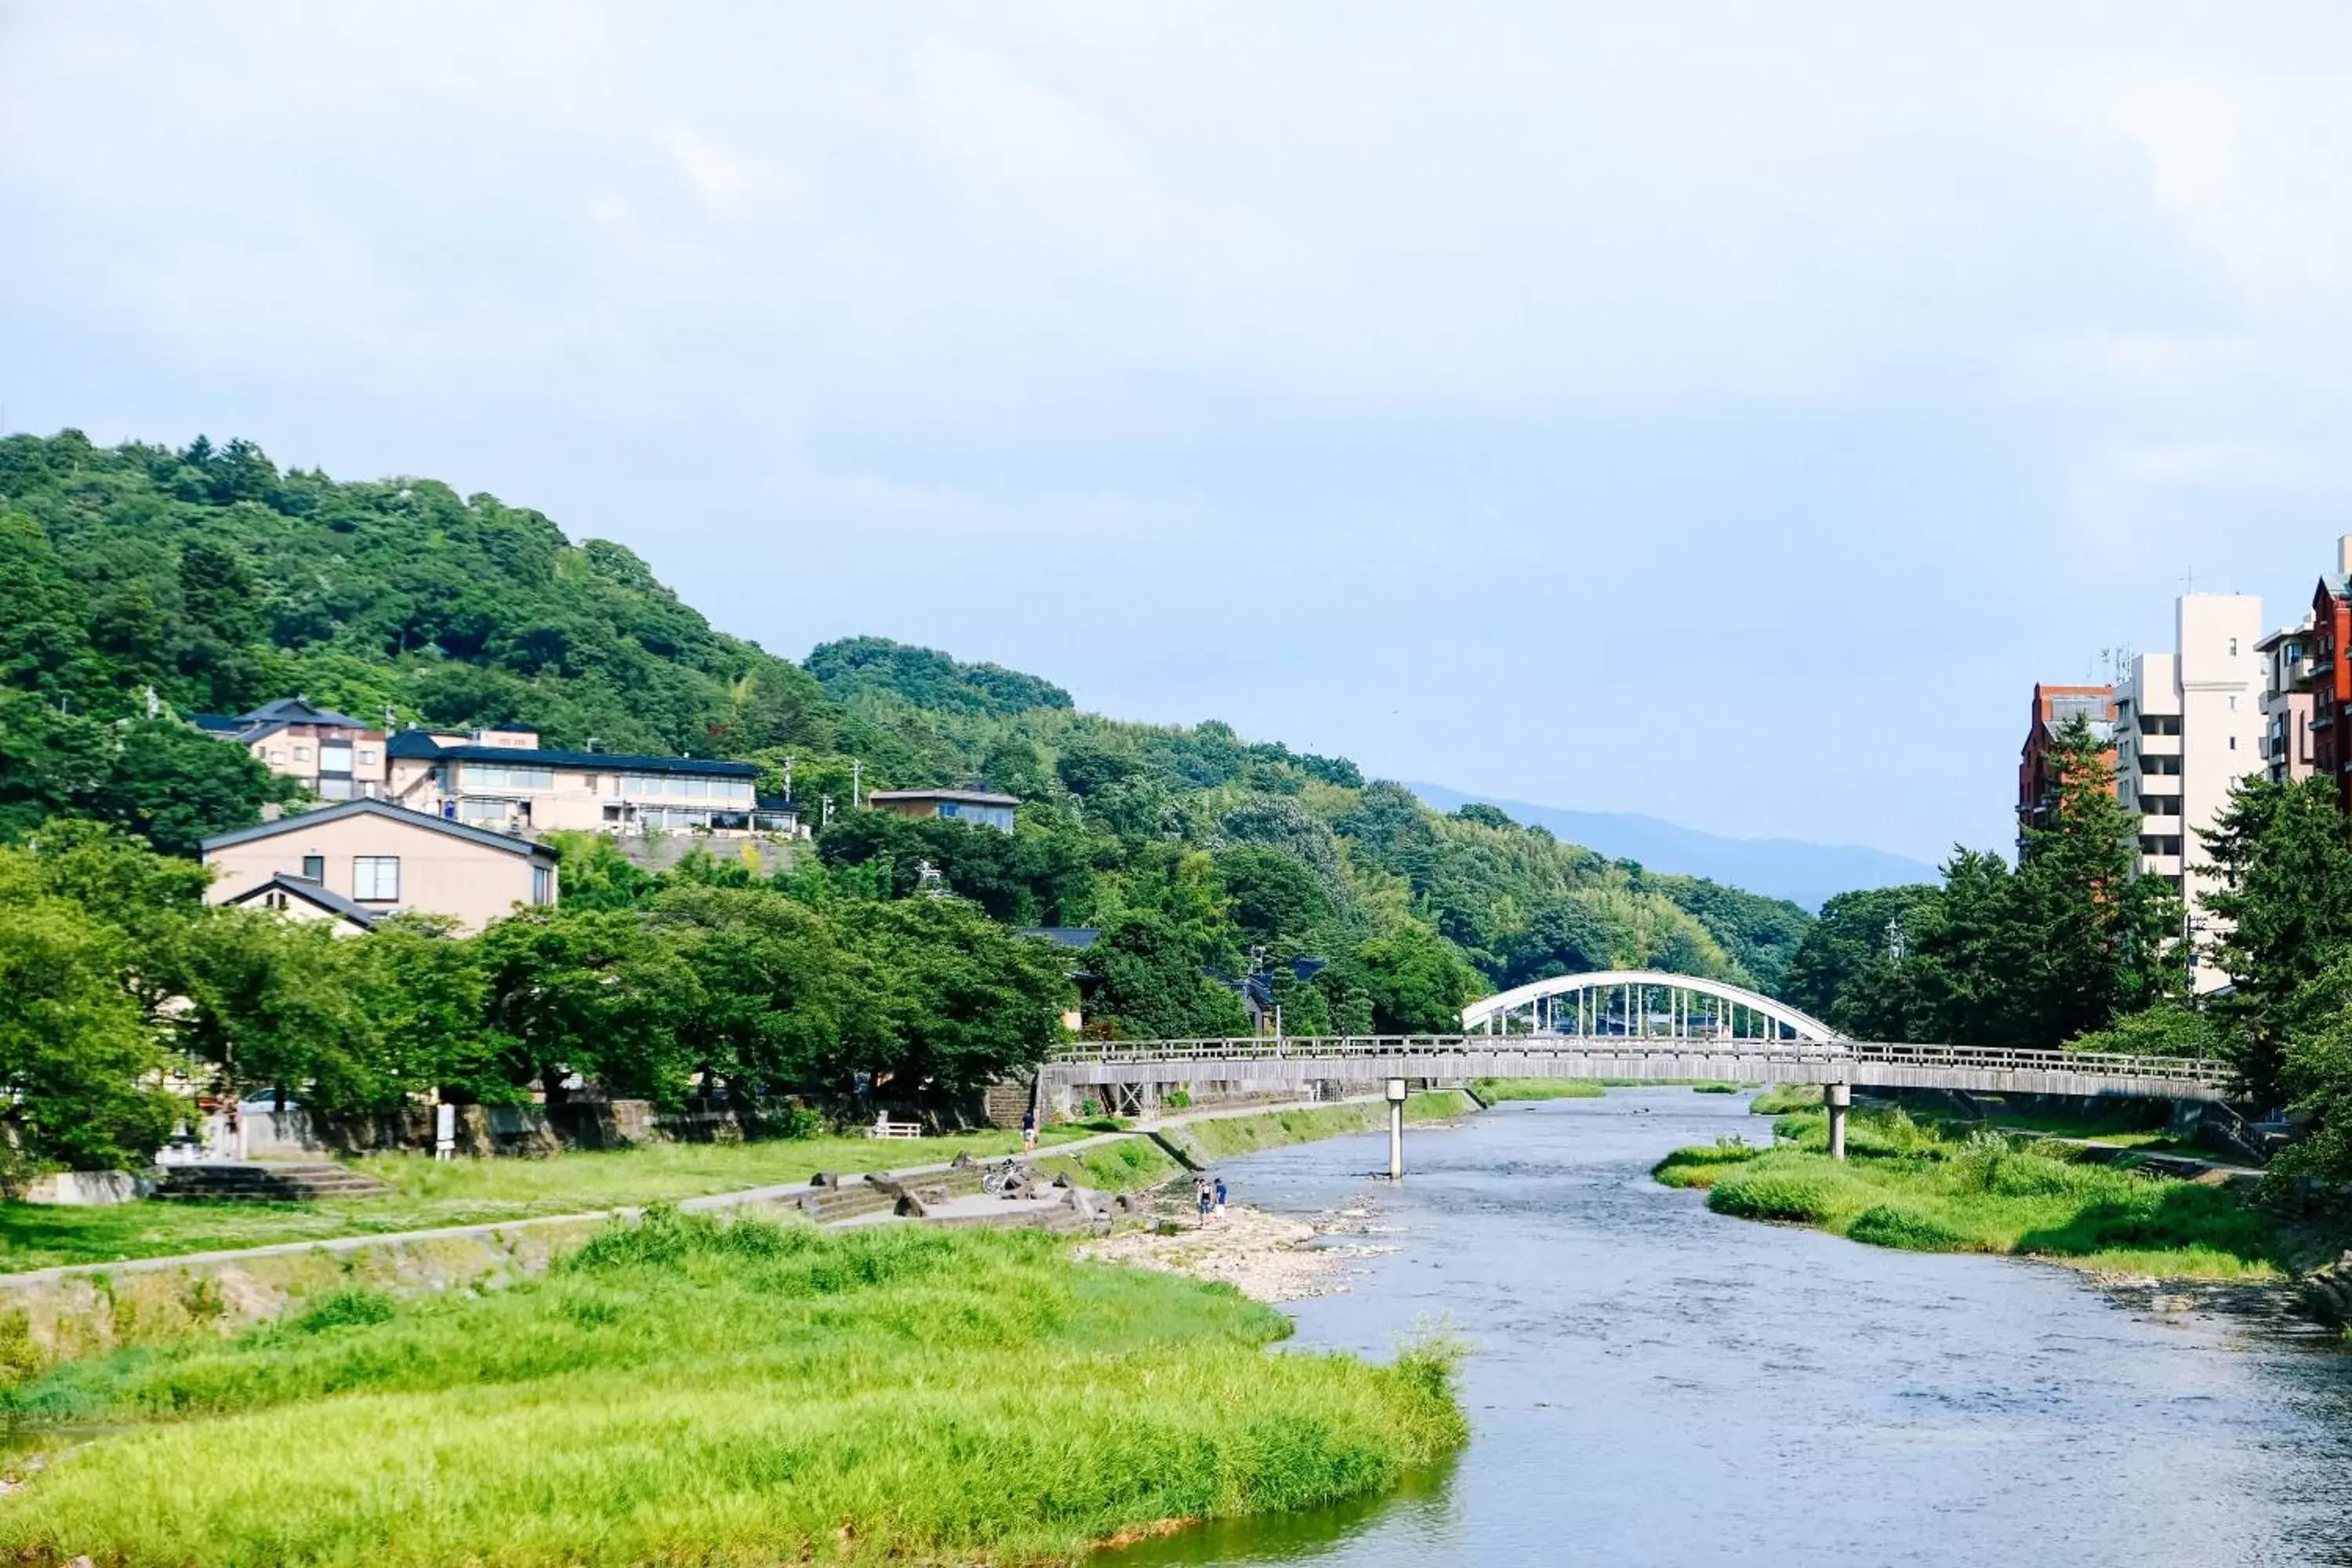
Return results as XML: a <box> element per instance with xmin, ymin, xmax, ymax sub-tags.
<box><xmin>318</xmin><ymin>778</ymin><xmax>354</xmax><ymax>800</ymax></box>
<box><xmin>463</xmin><ymin>762</ymin><xmax>555</xmax><ymax>791</ymax></box>
<box><xmin>2230</xmin><ymin>734</ymin><xmax>2238</xmax><ymax>750</ymax></box>
<box><xmin>321</xmin><ymin>742</ymin><xmax>354</xmax><ymax>773</ymax></box>
<box><xmin>354</xmin><ymin>856</ymin><xmax>401</xmax><ymax>901</ymax></box>
<box><xmin>532</xmin><ymin>866</ymin><xmax>554</xmax><ymax>905</ymax></box>
<box><xmin>2228</xmin><ymin>694</ymin><xmax>2238</xmax><ymax>712</ymax></box>
<box><xmin>2230</xmin><ymin>637</ymin><xmax>2239</xmax><ymax>656</ymax></box>
<box><xmin>300</xmin><ymin>855</ymin><xmax>325</xmax><ymax>881</ymax></box>
<box><xmin>2140</xmin><ymin>714</ymin><xmax>2181</xmax><ymax>736</ymax></box>
<box><xmin>270</xmin><ymin>749</ymin><xmax>287</xmax><ymax>764</ymax></box>
<box><xmin>357</xmin><ymin>747</ymin><xmax>379</xmax><ymax>767</ymax></box>
<box><xmin>293</xmin><ymin>745</ymin><xmax>310</xmax><ymax>762</ymax></box>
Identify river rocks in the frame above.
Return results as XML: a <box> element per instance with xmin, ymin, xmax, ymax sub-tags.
<box><xmin>2299</xmin><ymin>1252</ymin><xmax>2352</xmax><ymax>1323</ymax></box>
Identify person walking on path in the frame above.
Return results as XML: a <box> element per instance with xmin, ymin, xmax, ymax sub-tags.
<box><xmin>1212</xmin><ymin>1177</ymin><xmax>1228</xmax><ymax>1221</ymax></box>
<box><xmin>1021</xmin><ymin>1109</ymin><xmax>1037</xmax><ymax>1153</ymax></box>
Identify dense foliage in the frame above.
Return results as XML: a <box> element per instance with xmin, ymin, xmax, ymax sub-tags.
<box><xmin>0</xmin><ymin>429</ymin><xmax>1835</xmax><ymax>1174</ymax></box>
<box><xmin>1780</xmin><ymin>720</ymin><xmax>2183</xmax><ymax>1047</ymax></box>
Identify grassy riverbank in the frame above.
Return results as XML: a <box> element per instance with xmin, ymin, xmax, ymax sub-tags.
<box><xmin>0</xmin><ymin>1132</ymin><xmax>1066</xmax><ymax>1274</ymax></box>
<box><xmin>0</xmin><ymin>1209</ymin><xmax>1465</xmax><ymax>1566</ymax></box>
<box><xmin>1470</xmin><ymin>1078</ymin><xmax>1604</xmax><ymax>1102</ymax></box>
<box><xmin>1655</xmin><ymin>1107</ymin><xmax>2284</xmax><ymax>1280</ymax></box>
<box><xmin>1166</xmin><ymin>1093</ymin><xmax>1469</xmax><ymax>1164</ymax></box>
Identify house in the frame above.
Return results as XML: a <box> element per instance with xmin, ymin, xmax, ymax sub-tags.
<box><xmin>2014</xmin><ymin>682</ymin><xmax>2114</xmax><ymax>854</ymax></box>
<box><xmin>866</xmin><ymin>787</ymin><xmax>1018</xmax><ymax>832</ymax></box>
<box><xmin>201</xmin><ymin>799</ymin><xmax>560</xmax><ymax>934</ymax></box>
<box><xmin>215</xmin><ymin>873</ymin><xmax>383</xmax><ymax>935</ymax></box>
<box><xmin>381</xmin><ymin>727</ymin><xmax>798</xmax><ymax>838</ymax></box>
<box><xmin>192</xmin><ymin>697</ymin><xmax>390</xmax><ymax>800</ymax></box>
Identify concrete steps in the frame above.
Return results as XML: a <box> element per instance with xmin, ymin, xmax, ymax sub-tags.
<box><xmin>157</xmin><ymin>1161</ymin><xmax>390</xmax><ymax>1203</ymax></box>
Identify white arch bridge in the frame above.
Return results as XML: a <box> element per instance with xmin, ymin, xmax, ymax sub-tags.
<box><xmin>1041</xmin><ymin>970</ymin><xmax>2235</xmax><ymax>1165</ymax></box>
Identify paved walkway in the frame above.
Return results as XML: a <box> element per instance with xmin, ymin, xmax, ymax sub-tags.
<box><xmin>0</xmin><ymin>1094</ymin><xmax>1381</xmax><ymax>1290</ymax></box>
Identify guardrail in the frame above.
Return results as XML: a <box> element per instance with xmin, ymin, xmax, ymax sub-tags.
<box><xmin>1046</xmin><ymin>1035</ymin><xmax>2234</xmax><ymax>1089</ymax></box>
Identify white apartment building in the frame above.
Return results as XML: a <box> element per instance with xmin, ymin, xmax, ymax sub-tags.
<box><xmin>2111</xmin><ymin>593</ymin><xmax>2265</xmax><ymax>993</ymax></box>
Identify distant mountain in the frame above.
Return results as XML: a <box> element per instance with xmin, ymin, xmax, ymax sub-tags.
<box><xmin>1408</xmin><ymin>784</ymin><xmax>1938</xmax><ymax>912</ymax></box>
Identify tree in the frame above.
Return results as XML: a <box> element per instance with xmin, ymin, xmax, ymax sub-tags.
<box><xmin>1779</xmin><ymin>884</ymin><xmax>1940</xmax><ymax>1039</ymax></box>
<box><xmin>833</xmin><ymin>898</ymin><xmax>1073</xmax><ymax>1092</ymax></box>
<box><xmin>0</xmin><ymin>855</ymin><xmax>175</xmax><ymax>1176</ymax></box>
<box><xmin>477</xmin><ymin>907</ymin><xmax>702</xmax><ymax>1105</ymax></box>
<box><xmin>1349</xmin><ymin>925</ymin><xmax>1481</xmax><ymax>1034</ymax></box>
<box><xmin>651</xmin><ymin>884</ymin><xmax>868</xmax><ymax>1098</ymax></box>
<box><xmin>1088</xmin><ymin>913</ymin><xmax>1250</xmax><ymax>1040</ymax></box>
<box><xmin>2203</xmin><ymin>775</ymin><xmax>2352</xmax><ymax>1103</ymax></box>
<box><xmin>1214</xmin><ymin>846</ymin><xmax>1331</xmax><ymax>949</ymax></box>
<box><xmin>176</xmin><ymin>909</ymin><xmax>382</xmax><ymax>1112</ymax></box>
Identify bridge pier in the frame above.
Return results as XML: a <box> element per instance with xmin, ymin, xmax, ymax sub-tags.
<box><xmin>1386</xmin><ymin>1078</ymin><xmax>1406</xmax><ymax>1179</ymax></box>
<box><xmin>1826</xmin><ymin>1082</ymin><xmax>1851</xmax><ymax>1161</ymax></box>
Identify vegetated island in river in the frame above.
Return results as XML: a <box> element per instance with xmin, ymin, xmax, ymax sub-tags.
<box><xmin>1655</xmin><ymin>1096</ymin><xmax>2288</xmax><ymax>1282</ymax></box>
<box><xmin>0</xmin><ymin>1207</ymin><xmax>1466</xmax><ymax>1567</ymax></box>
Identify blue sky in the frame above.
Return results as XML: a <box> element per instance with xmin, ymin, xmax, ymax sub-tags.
<box><xmin>6</xmin><ymin>2</ymin><xmax>2350</xmax><ymax>865</ymax></box>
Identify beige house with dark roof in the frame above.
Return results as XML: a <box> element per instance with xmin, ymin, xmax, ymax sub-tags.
<box><xmin>201</xmin><ymin>800</ymin><xmax>559</xmax><ymax>935</ymax></box>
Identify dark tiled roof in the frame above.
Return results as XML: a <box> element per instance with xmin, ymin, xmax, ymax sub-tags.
<box><xmin>221</xmin><ymin>873</ymin><xmax>382</xmax><ymax>929</ymax></box>
<box><xmin>867</xmin><ymin>788</ymin><xmax>1021</xmax><ymax>807</ymax></box>
<box><xmin>383</xmin><ymin>731</ymin><xmax>756</xmax><ymax>777</ymax></box>
<box><xmin>238</xmin><ymin>697</ymin><xmax>376</xmax><ymax>730</ymax></box>
<box><xmin>754</xmin><ymin>793</ymin><xmax>800</xmax><ymax>811</ymax></box>
<box><xmin>200</xmin><ymin>798</ymin><xmax>559</xmax><ymax>862</ymax></box>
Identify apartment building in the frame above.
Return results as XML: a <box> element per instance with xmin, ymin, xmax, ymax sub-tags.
<box><xmin>2112</xmin><ymin>593</ymin><xmax>2265</xmax><ymax>993</ymax></box>
<box><xmin>2015</xmin><ymin>683</ymin><xmax>2114</xmax><ymax>853</ymax></box>
<box><xmin>2256</xmin><ymin>615</ymin><xmax>2319</xmax><ymax>784</ymax></box>
<box><xmin>2298</xmin><ymin>538</ymin><xmax>2352</xmax><ymax>814</ymax></box>
<box><xmin>193</xmin><ymin>697</ymin><xmax>390</xmax><ymax>800</ymax></box>
<box><xmin>382</xmin><ymin>727</ymin><xmax>797</xmax><ymax>838</ymax></box>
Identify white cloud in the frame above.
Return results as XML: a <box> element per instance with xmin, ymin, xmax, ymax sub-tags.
<box><xmin>655</xmin><ymin>123</ymin><xmax>757</xmax><ymax>209</ymax></box>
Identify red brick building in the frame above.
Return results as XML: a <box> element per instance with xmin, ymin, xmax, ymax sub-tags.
<box><xmin>2016</xmin><ymin>682</ymin><xmax>2116</xmax><ymax>852</ymax></box>
<box><xmin>2305</xmin><ymin>572</ymin><xmax>2352</xmax><ymax>811</ymax></box>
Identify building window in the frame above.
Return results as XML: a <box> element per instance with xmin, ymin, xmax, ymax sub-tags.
<box><xmin>354</xmin><ymin>856</ymin><xmax>401</xmax><ymax>901</ymax></box>
<box><xmin>2230</xmin><ymin>734</ymin><xmax>2238</xmax><ymax>750</ymax></box>
<box><xmin>301</xmin><ymin>854</ymin><xmax>325</xmax><ymax>881</ymax></box>
<box><xmin>321</xmin><ymin>742</ymin><xmax>353</xmax><ymax>773</ymax></box>
<box><xmin>358</xmin><ymin>747</ymin><xmax>379</xmax><ymax>767</ymax></box>
<box><xmin>270</xmin><ymin>749</ymin><xmax>287</xmax><ymax>764</ymax></box>
<box><xmin>463</xmin><ymin>763</ymin><xmax>556</xmax><ymax>792</ymax></box>
<box><xmin>293</xmin><ymin>745</ymin><xmax>310</xmax><ymax>762</ymax></box>
<box><xmin>2140</xmin><ymin>714</ymin><xmax>2181</xmax><ymax>736</ymax></box>
<box><xmin>2230</xmin><ymin>637</ymin><xmax>2239</xmax><ymax>656</ymax></box>
<box><xmin>533</xmin><ymin>865</ymin><xmax>554</xmax><ymax>904</ymax></box>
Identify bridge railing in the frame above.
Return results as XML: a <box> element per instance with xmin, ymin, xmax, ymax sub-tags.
<box><xmin>1045</xmin><ymin>1035</ymin><xmax>2234</xmax><ymax>1088</ymax></box>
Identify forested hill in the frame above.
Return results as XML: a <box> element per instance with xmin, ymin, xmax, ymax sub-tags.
<box><xmin>0</xmin><ymin>430</ymin><xmax>1811</xmax><ymax>997</ymax></box>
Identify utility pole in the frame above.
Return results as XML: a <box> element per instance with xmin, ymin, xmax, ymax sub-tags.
<box><xmin>851</xmin><ymin>759</ymin><xmax>861</xmax><ymax>809</ymax></box>
<box><xmin>782</xmin><ymin>755</ymin><xmax>793</xmax><ymax>800</ymax></box>
<box><xmin>822</xmin><ymin>793</ymin><xmax>833</xmax><ymax>829</ymax></box>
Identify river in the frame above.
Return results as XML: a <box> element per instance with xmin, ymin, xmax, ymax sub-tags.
<box><xmin>1112</xmin><ymin>1087</ymin><xmax>2352</xmax><ymax>1567</ymax></box>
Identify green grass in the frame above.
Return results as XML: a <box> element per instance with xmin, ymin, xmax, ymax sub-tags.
<box><xmin>1690</xmin><ymin>1083</ymin><xmax>1744</xmax><ymax>1094</ymax></box>
<box><xmin>0</xmin><ymin>1209</ymin><xmax>1467</xmax><ymax>1566</ymax></box>
<box><xmin>1470</xmin><ymin>1078</ymin><xmax>1604</xmax><ymax>1102</ymax></box>
<box><xmin>1032</xmin><ymin>1137</ymin><xmax>1186</xmax><ymax>1193</ymax></box>
<box><xmin>1654</xmin><ymin>1109</ymin><xmax>2284</xmax><ymax>1280</ymax></box>
<box><xmin>1748</xmin><ymin>1083</ymin><xmax>1824</xmax><ymax>1115</ymax></box>
<box><xmin>0</xmin><ymin>1131</ymin><xmax>1062</xmax><ymax>1275</ymax></box>
<box><xmin>1171</xmin><ymin>1093</ymin><xmax>1468</xmax><ymax>1163</ymax></box>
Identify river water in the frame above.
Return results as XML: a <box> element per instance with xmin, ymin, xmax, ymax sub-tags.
<box><xmin>1112</xmin><ymin>1088</ymin><xmax>2352</xmax><ymax>1567</ymax></box>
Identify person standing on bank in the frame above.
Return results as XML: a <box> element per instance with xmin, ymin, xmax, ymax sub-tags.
<box><xmin>1021</xmin><ymin>1109</ymin><xmax>1036</xmax><ymax>1153</ymax></box>
<box><xmin>1196</xmin><ymin>1176</ymin><xmax>1213</xmax><ymax>1225</ymax></box>
<box><xmin>1213</xmin><ymin>1176</ymin><xmax>1228</xmax><ymax>1221</ymax></box>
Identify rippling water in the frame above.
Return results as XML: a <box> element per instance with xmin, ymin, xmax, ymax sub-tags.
<box><xmin>1109</xmin><ymin>1088</ymin><xmax>2352</xmax><ymax>1567</ymax></box>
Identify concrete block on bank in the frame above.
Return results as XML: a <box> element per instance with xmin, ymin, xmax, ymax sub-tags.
<box><xmin>16</xmin><ymin>1170</ymin><xmax>158</xmax><ymax>1206</ymax></box>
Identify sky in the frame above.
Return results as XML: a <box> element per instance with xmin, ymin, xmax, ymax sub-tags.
<box><xmin>6</xmin><ymin>2</ymin><xmax>2352</xmax><ymax>865</ymax></box>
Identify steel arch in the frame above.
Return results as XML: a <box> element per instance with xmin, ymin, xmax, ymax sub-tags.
<box><xmin>1458</xmin><ymin>969</ymin><xmax>1842</xmax><ymax>1042</ymax></box>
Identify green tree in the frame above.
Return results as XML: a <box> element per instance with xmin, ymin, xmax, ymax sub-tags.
<box><xmin>652</xmin><ymin>883</ymin><xmax>869</xmax><ymax>1098</ymax></box>
<box><xmin>0</xmin><ymin>856</ymin><xmax>175</xmax><ymax>1175</ymax></box>
<box><xmin>833</xmin><ymin>898</ymin><xmax>1073</xmax><ymax>1092</ymax></box>
<box><xmin>2203</xmin><ymin>775</ymin><xmax>2352</xmax><ymax>1103</ymax></box>
<box><xmin>477</xmin><ymin>907</ymin><xmax>702</xmax><ymax>1105</ymax></box>
<box><xmin>1214</xmin><ymin>845</ymin><xmax>1331</xmax><ymax>949</ymax></box>
<box><xmin>176</xmin><ymin>909</ymin><xmax>382</xmax><ymax>1112</ymax></box>
<box><xmin>1087</xmin><ymin>913</ymin><xmax>1250</xmax><ymax>1040</ymax></box>
<box><xmin>1348</xmin><ymin>924</ymin><xmax>1482</xmax><ymax>1034</ymax></box>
